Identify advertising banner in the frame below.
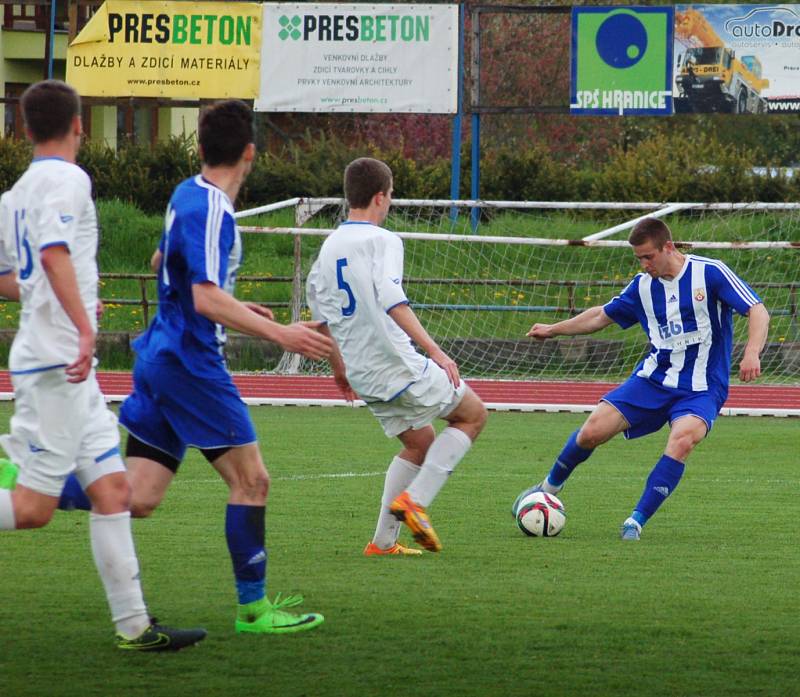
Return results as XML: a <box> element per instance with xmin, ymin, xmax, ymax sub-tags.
<box><xmin>570</xmin><ymin>6</ymin><xmax>674</xmax><ymax>115</ymax></box>
<box><xmin>256</xmin><ymin>3</ymin><xmax>458</xmax><ymax>113</ymax></box>
<box><xmin>66</xmin><ymin>0</ymin><xmax>261</xmax><ymax>98</ymax></box>
<box><xmin>674</xmin><ymin>5</ymin><xmax>800</xmax><ymax>113</ymax></box>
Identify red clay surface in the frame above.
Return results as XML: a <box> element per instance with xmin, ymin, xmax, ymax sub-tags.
<box><xmin>1</xmin><ymin>372</ymin><xmax>798</xmax><ymax>411</ymax></box>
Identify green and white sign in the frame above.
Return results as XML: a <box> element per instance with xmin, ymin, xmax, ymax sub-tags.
<box><xmin>256</xmin><ymin>3</ymin><xmax>458</xmax><ymax>113</ymax></box>
<box><xmin>571</xmin><ymin>6</ymin><xmax>674</xmax><ymax>115</ymax></box>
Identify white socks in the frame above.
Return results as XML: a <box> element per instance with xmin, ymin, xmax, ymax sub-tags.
<box><xmin>0</xmin><ymin>488</ymin><xmax>15</xmax><ymax>529</ymax></box>
<box><xmin>372</xmin><ymin>456</ymin><xmax>419</xmax><ymax>549</ymax></box>
<box><xmin>89</xmin><ymin>511</ymin><xmax>149</xmax><ymax>638</ymax></box>
<box><xmin>408</xmin><ymin>427</ymin><xmax>473</xmax><ymax>508</ymax></box>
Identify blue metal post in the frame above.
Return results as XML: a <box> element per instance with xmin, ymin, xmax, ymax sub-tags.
<box><xmin>449</xmin><ymin>3</ymin><xmax>466</xmax><ymax>222</ymax></box>
<box><xmin>470</xmin><ymin>112</ymin><xmax>480</xmax><ymax>231</ymax></box>
<box><xmin>48</xmin><ymin>0</ymin><xmax>56</xmax><ymax>79</ymax></box>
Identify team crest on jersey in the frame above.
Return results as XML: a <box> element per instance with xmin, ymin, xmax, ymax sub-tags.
<box><xmin>694</xmin><ymin>288</ymin><xmax>705</xmax><ymax>302</ymax></box>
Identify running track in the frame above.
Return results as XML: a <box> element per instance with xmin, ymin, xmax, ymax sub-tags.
<box><xmin>1</xmin><ymin>372</ymin><xmax>798</xmax><ymax>417</ymax></box>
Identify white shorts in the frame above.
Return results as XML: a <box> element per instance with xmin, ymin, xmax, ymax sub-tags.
<box><xmin>1</xmin><ymin>368</ymin><xmax>123</xmax><ymax>497</ymax></box>
<box><xmin>368</xmin><ymin>362</ymin><xmax>467</xmax><ymax>437</ymax></box>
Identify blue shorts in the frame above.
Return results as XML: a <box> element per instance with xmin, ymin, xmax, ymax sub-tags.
<box><xmin>119</xmin><ymin>357</ymin><xmax>257</xmax><ymax>463</ymax></box>
<box><xmin>601</xmin><ymin>376</ymin><xmax>724</xmax><ymax>440</ymax></box>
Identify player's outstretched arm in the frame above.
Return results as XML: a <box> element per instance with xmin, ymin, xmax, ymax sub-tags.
<box><xmin>192</xmin><ymin>281</ymin><xmax>332</xmax><ymax>360</ymax></box>
<box><xmin>739</xmin><ymin>302</ymin><xmax>770</xmax><ymax>382</ymax></box>
<box><xmin>242</xmin><ymin>302</ymin><xmax>275</xmax><ymax>320</ymax></box>
<box><xmin>528</xmin><ymin>305</ymin><xmax>614</xmax><ymax>341</ymax></box>
<box><xmin>388</xmin><ymin>303</ymin><xmax>460</xmax><ymax>387</ymax></box>
<box><xmin>40</xmin><ymin>245</ymin><xmax>95</xmax><ymax>383</ymax></box>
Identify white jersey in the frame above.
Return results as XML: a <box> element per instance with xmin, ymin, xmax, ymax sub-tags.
<box><xmin>306</xmin><ymin>221</ymin><xmax>428</xmax><ymax>402</ymax></box>
<box><xmin>0</xmin><ymin>158</ymin><xmax>99</xmax><ymax>372</ymax></box>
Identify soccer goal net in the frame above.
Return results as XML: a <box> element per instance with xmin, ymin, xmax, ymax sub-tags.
<box><xmin>237</xmin><ymin>200</ymin><xmax>800</xmax><ymax>387</ymax></box>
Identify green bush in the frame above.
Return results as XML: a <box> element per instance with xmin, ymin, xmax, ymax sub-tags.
<box><xmin>0</xmin><ymin>138</ymin><xmax>31</xmax><ymax>192</ymax></box>
<box><xmin>79</xmin><ymin>136</ymin><xmax>200</xmax><ymax>213</ymax></box>
<box><xmin>2</xmin><ymin>129</ymin><xmax>800</xmax><ymax>207</ymax></box>
<box><xmin>479</xmin><ymin>145</ymin><xmax>582</xmax><ymax>201</ymax></box>
<box><xmin>591</xmin><ymin>132</ymin><xmax>765</xmax><ymax>202</ymax></box>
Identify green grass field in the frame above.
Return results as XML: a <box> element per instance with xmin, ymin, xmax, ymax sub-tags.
<box><xmin>1</xmin><ymin>405</ymin><xmax>797</xmax><ymax>697</ymax></box>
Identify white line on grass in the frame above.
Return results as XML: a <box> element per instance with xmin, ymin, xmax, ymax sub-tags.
<box><xmin>169</xmin><ymin>470</ymin><xmax>799</xmax><ymax>487</ymax></box>
<box><xmin>170</xmin><ymin>470</ymin><xmax>386</xmax><ymax>485</ymax></box>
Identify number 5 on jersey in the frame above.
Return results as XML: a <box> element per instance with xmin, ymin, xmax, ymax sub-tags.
<box><xmin>336</xmin><ymin>257</ymin><xmax>356</xmax><ymax>317</ymax></box>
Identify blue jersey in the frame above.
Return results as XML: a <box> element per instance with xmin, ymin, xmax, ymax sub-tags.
<box><xmin>132</xmin><ymin>175</ymin><xmax>242</xmax><ymax>378</ymax></box>
<box><xmin>603</xmin><ymin>254</ymin><xmax>761</xmax><ymax>396</ymax></box>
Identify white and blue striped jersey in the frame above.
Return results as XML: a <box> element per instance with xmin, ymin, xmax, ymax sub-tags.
<box><xmin>0</xmin><ymin>158</ymin><xmax>99</xmax><ymax>372</ymax></box>
<box><xmin>132</xmin><ymin>175</ymin><xmax>242</xmax><ymax>378</ymax></box>
<box><xmin>603</xmin><ymin>254</ymin><xmax>761</xmax><ymax>395</ymax></box>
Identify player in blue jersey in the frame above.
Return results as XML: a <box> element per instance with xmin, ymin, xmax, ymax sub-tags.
<box><xmin>512</xmin><ymin>217</ymin><xmax>770</xmax><ymax>540</ymax></box>
<box><xmin>66</xmin><ymin>100</ymin><xmax>332</xmax><ymax>634</ymax></box>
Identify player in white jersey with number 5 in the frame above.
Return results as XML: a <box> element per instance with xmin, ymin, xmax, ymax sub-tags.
<box><xmin>0</xmin><ymin>80</ymin><xmax>205</xmax><ymax>650</ymax></box>
<box><xmin>513</xmin><ymin>217</ymin><xmax>770</xmax><ymax>540</ymax></box>
<box><xmin>307</xmin><ymin>158</ymin><xmax>487</xmax><ymax>555</ymax></box>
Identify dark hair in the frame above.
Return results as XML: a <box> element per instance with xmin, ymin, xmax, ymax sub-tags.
<box><xmin>20</xmin><ymin>80</ymin><xmax>80</xmax><ymax>143</ymax></box>
<box><xmin>628</xmin><ymin>217</ymin><xmax>673</xmax><ymax>248</ymax></box>
<box><xmin>198</xmin><ymin>100</ymin><xmax>254</xmax><ymax>167</ymax></box>
<box><xmin>344</xmin><ymin>158</ymin><xmax>393</xmax><ymax>209</ymax></box>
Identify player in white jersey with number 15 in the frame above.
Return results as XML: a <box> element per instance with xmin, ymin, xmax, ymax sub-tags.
<box><xmin>513</xmin><ymin>217</ymin><xmax>770</xmax><ymax>541</ymax></box>
<box><xmin>307</xmin><ymin>158</ymin><xmax>487</xmax><ymax>555</ymax></box>
<box><xmin>0</xmin><ymin>80</ymin><xmax>205</xmax><ymax>650</ymax></box>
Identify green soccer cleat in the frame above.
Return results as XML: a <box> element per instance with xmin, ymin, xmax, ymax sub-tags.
<box><xmin>0</xmin><ymin>458</ymin><xmax>19</xmax><ymax>490</ymax></box>
<box><xmin>235</xmin><ymin>593</ymin><xmax>324</xmax><ymax>635</ymax></box>
<box><xmin>116</xmin><ymin>619</ymin><xmax>207</xmax><ymax>651</ymax></box>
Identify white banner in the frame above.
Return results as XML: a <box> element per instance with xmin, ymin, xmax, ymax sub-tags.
<box><xmin>256</xmin><ymin>3</ymin><xmax>458</xmax><ymax>113</ymax></box>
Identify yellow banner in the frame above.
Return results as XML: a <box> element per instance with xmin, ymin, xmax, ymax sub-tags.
<box><xmin>66</xmin><ymin>0</ymin><xmax>261</xmax><ymax>98</ymax></box>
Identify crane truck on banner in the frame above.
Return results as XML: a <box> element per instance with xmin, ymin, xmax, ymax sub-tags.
<box><xmin>674</xmin><ymin>9</ymin><xmax>769</xmax><ymax>113</ymax></box>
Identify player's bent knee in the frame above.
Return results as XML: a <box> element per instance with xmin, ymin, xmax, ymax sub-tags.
<box><xmin>13</xmin><ymin>503</ymin><xmax>55</xmax><ymax>529</ymax></box>
<box><xmin>666</xmin><ymin>434</ymin><xmax>701</xmax><ymax>461</ymax></box>
<box><xmin>129</xmin><ymin>496</ymin><xmax>158</xmax><ymax>518</ymax></box>
<box><xmin>231</xmin><ymin>469</ymin><xmax>270</xmax><ymax>503</ymax></box>
<box><xmin>87</xmin><ymin>473</ymin><xmax>132</xmax><ymax>514</ymax></box>
<box><xmin>577</xmin><ymin>424</ymin><xmax>608</xmax><ymax>449</ymax></box>
<box><xmin>447</xmin><ymin>392</ymin><xmax>488</xmax><ymax>440</ymax></box>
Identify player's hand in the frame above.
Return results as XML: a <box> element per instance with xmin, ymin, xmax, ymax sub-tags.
<box><xmin>430</xmin><ymin>347</ymin><xmax>460</xmax><ymax>387</ymax></box>
<box><xmin>279</xmin><ymin>321</ymin><xmax>333</xmax><ymax>360</ymax></box>
<box><xmin>244</xmin><ymin>302</ymin><xmax>274</xmax><ymax>320</ymax></box>
<box><xmin>739</xmin><ymin>352</ymin><xmax>762</xmax><ymax>382</ymax></box>
<box><xmin>334</xmin><ymin>371</ymin><xmax>358</xmax><ymax>402</ymax></box>
<box><xmin>66</xmin><ymin>330</ymin><xmax>95</xmax><ymax>383</ymax></box>
<box><xmin>527</xmin><ymin>323</ymin><xmax>554</xmax><ymax>340</ymax></box>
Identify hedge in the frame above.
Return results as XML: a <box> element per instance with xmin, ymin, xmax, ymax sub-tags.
<box><xmin>1</xmin><ymin>131</ymin><xmax>797</xmax><ymax>212</ymax></box>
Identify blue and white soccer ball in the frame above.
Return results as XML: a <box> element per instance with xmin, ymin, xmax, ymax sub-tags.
<box><xmin>515</xmin><ymin>491</ymin><xmax>566</xmax><ymax>537</ymax></box>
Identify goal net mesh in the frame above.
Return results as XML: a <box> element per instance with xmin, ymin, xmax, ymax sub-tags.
<box><xmin>240</xmin><ymin>200</ymin><xmax>800</xmax><ymax>386</ymax></box>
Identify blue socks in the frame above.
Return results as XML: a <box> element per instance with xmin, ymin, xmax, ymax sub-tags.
<box><xmin>225</xmin><ymin>504</ymin><xmax>268</xmax><ymax>605</ymax></box>
<box><xmin>631</xmin><ymin>454</ymin><xmax>685</xmax><ymax>527</ymax></box>
<box><xmin>547</xmin><ymin>430</ymin><xmax>594</xmax><ymax>487</ymax></box>
<box><xmin>59</xmin><ymin>474</ymin><xmax>91</xmax><ymax>511</ymax></box>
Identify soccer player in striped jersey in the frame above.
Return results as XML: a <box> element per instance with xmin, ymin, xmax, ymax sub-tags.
<box><xmin>0</xmin><ymin>80</ymin><xmax>206</xmax><ymax>650</ymax></box>
<box><xmin>513</xmin><ymin>217</ymin><xmax>770</xmax><ymax>540</ymax></box>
